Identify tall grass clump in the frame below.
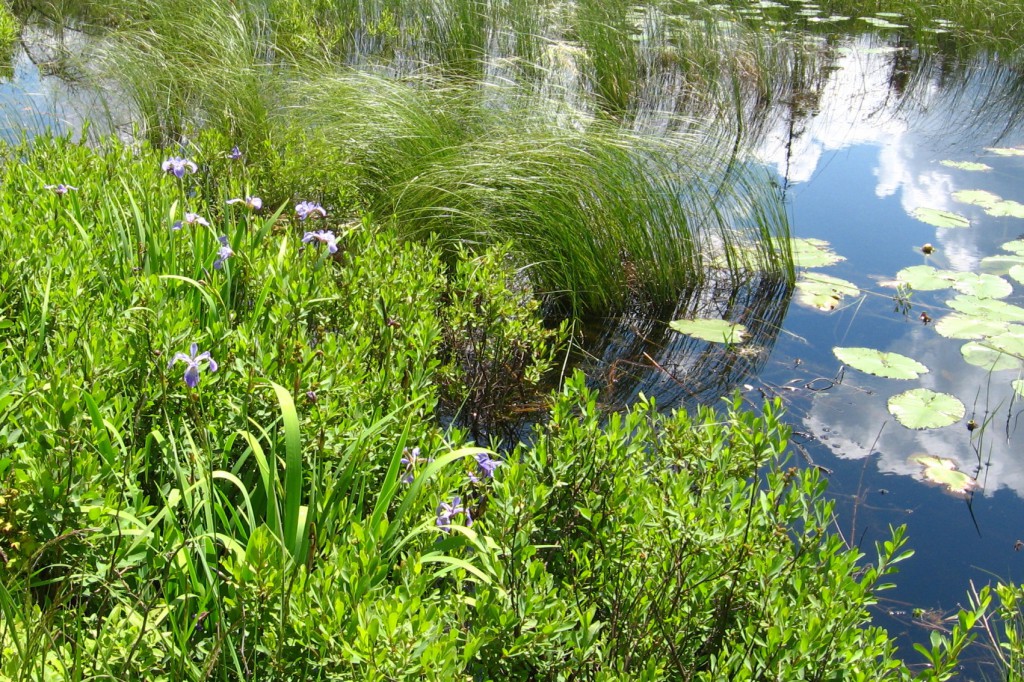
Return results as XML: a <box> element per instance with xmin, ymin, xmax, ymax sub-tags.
<box><xmin>289</xmin><ymin>71</ymin><xmax>793</xmax><ymax>313</ymax></box>
<box><xmin>73</xmin><ymin>0</ymin><xmax>800</xmax><ymax>315</ymax></box>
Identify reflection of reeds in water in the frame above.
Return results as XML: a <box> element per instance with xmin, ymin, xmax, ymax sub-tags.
<box><xmin>65</xmin><ymin>0</ymin><xmax>1024</xmax><ymax>316</ymax></box>
<box><xmin>575</xmin><ymin>275</ymin><xmax>793</xmax><ymax>410</ymax></box>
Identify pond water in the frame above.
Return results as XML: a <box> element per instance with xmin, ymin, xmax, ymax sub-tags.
<box><xmin>577</xmin><ymin>32</ymin><xmax>1024</xmax><ymax>675</ymax></box>
<box><xmin>6</xmin><ymin>10</ymin><xmax>1024</xmax><ymax>676</ymax></box>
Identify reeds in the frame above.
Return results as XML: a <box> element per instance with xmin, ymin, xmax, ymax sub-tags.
<box><xmin>78</xmin><ymin>0</ymin><xmax>798</xmax><ymax>315</ymax></box>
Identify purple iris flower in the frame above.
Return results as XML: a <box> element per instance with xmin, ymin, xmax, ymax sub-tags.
<box><xmin>302</xmin><ymin>230</ymin><xmax>338</xmax><ymax>254</ymax></box>
<box><xmin>226</xmin><ymin>196</ymin><xmax>262</xmax><ymax>211</ymax></box>
<box><xmin>214</xmin><ymin>236</ymin><xmax>234</xmax><ymax>270</ymax></box>
<box><xmin>475</xmin><ymin>452</ymin><xmax>501</xmax><ymax>479</ymax></box>
<box><xmin>295</xmin><ymin>201</ymin><xmax>327</xmax><ymax>220</ymax></box>
<box><xmin>436</xmin><ymin>496</ymin><xmax>471</xmax><ymax>533</ymax></box>
<box><xmin>168</xmin><ymin>342</ymin><xmax>218</xmax><ymax>388</ymax></box>
<box><xmin>228</xmin><ymin>146</ymin><xmax>243</xmax><ymax>160</ymax></box>
<box><xmin>172</xmin><ymin>212</ymin><xmax>210</xmax><ymax>231</ymax></box>
<box><xmin>45</xmin><ymin>184</ymin><xmax>78</xmax><ymax>196</ymax></box>
<box><xmin>162</xmin><ymin>157</ymin><xmax>198</xmax><ymax>178</ymax></box>
<box><xmin>400</xmin><ymin>446</ymin><xmax>431</xmax><ymax>484</ymax></box>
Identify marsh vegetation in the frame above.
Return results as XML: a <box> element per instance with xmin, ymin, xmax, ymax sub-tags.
<box><xmin>3</xmin><ymin>0</ymin><xmax>1024</xmax><ymax>678</ymax></box>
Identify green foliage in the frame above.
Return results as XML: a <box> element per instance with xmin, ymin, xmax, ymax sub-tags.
<box><xmin>483</xmin><ymin>378</ymin><xmax>920</xmax><ymax>679</ymax></box>
<box><xmin>437</xmin><ymin>242</ymin><xmax>566</xmax><ymax>440</ymax></box>
<box><xmin>0</xmin><ymin>2</ymin><xmax>17</xmax><ymax>56</ymax></box>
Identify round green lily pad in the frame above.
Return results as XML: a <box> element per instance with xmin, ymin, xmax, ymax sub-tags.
<box><xmin>668</xmin><ymin>318</ymin><xmax>748</xmax><ymax>344</ymax></box>
<box><xmin>933</xmin><ymin>313</ymin><xmax>1012</xmax><ymax>340</ymax></box>
<box><xmin>988</xmin><ymin>330</ymin><xmax>1024</xmax><ymax>358</ymax></box>
<box><xmin>796</xmin><ymin>273</ymin><xmax>860</xmax><ymax>311</ymax></box>
<box><xmin>940</xmin><ymin>160</ymin><xmax>992</xmax><ymax>172</ymax></box>
<box><xmin>961</xmin><ymin>340</ymin><xmax>1024</xmax><ymax>372</ymax></box>
<box><xmin>887</xmin><ymin>389</ymin><xmax>965</xmax><ymax>429</ymax></box>
<box><xmin>1010</xmin><ymin>264</ymin><xmax>1024</xmax><ymax>285</ymax></box>
<box><xmin>1001</xmin><ymin>239</ymin><xmax>1024</xmax><ymax>255</ymax></box>
<box><xmin>833</xmin><ymin>347</ymin><xmax>928</xmax><ymax>379</ymax></box>
<box><xmin>911</xmin><ymin>207</ymin><xmax>970</xmax><ymax>228</ymax></box>
<box><xmin>861</xmin><ymin>16</ymin><xmax>904</xmax><ymax>28</ymax></box>
<box><xmin>951</xmin><ymin>273</ymin><xmax>1013</xmax><ymax>299</ymax></box>
<box><xmin>981</xmin><ymin>254</ymin><xmax>1024</xmax><ymax>275</ymax></box>
<box><xmin>790</xmin><ymin>238</ymin><xmax>845</xmax><ymax>268</ymax></box>
<box><xmin>894</xmin><ymin>265</ymin><xmax>958</xmax><ymax>291</ymax></box>
<box><xmin>909</xmin><ymin>454</ymin><xmax>978</xmax><ymax>495</ymax></box>
<box><xmin>985</xmin><ymin>200</ymin><xmax>1024</xmax><ymax>219</ymax></box>
<box><xmin>953</xmin><ymin>189</ymin><xmax>1002</xmax><ymax>209</ymax></box>
<box><xmin>985</xmin><ymin>147</ymin><xmax>1024</xmax><ymax>157</ymax></box>
<box><xmin>946</xmin><ymin>295</ymin><xmax>1024</xmax><ymax>322</ymax></box>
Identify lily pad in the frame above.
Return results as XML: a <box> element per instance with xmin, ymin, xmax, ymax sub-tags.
<box><xmin>988</xmin><ymin>330</ymin><xmax>1024</xmax><ymax>358</ymax></box>
<box><xmin>953</xmin><ymin>189</ymin><xmax>1002</xmax><ymax>209</ymax></box>
<box><xmin>986</xmin><ymin>200</ymin><xmax>1024</xmax><ymax>219</ymax></box>
<box><xmin>933</xmin><ymin>313</ymin><xmax>1012</xmax><ymax>340</ymax></box>
<box><xmin>951</xmin><ymin>273</ymin><xmax>1013</xmax><ymax>299</ymax></box>
<box><xmin>981</xmin><ymin>254</ymin><xmax>1024</xmax><ymax>275</ymax></box>
<box><xmin>861</xmin><ymin>16</ymin><xmax>904</xmax><ymax>28</ymax></box>
<box><xmin>940</xmin><ymin>160</ymin><xmax>992</xmax><ymax>172</ymax></box>
<box><xmin>911</xmin><ymin>207</ymin><xmax>970</xmax><ymax>228</ymax></box>
<box><xmin>888</xmin><ymin>389</ymin><xmax>965</xmax><ymax>429</ymax></box>
<box><xmin>909</xmin><ymin>454</ymin><xmax>978</xmax><ymax>495</ymax></box>
<box><xmin>985</xmin><ymin>147</ymin><xmax>1024</xmax><ymax>157</ymax></box>
<box><xmin>947</xmin><ymin>295</ymin><xmax>1024</xmax><ymax>322</ymax></box>
<box><xmin>668</xmin><ymin>318</ymin><xmax>748</xmax><ymax>344</ymax></box>
<box><xmin>796</xmin><ymin>273</ymin><xmax>860</xmax><ymax>311</ymax></box>
<box><xmin>893</xmin><ymin>265</ymin><xmax>958</xmax><ymax>291</ymax></box>
<box><xmin>833</xmin><ymin>347</ymin><xmax>928</xmax><ymax>379</ymax></box>
<box><xmin>790</xmin><ymin>238</ymin><xmax>845</xmax><ymax>268</ymax></box>
<box><xmin>961</xmin><ymin>340</ymin><xmax>1024</xmax><ymax>372</ymax></box>
<box><xmin>1001</xmin><ymin>239</ymin><xmax>1024</xmax><ymax>255</ymax></box>
<box><xmin>1010</xmin><ymin>264</ymin><xmax>1024</xmax><ymax>285</ymax></box>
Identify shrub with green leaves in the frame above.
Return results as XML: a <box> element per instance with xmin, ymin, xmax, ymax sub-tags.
<box><xmin>437</xmin><ymin>242</ymin><xmax>567</xmax><ymax>442</ymax></box>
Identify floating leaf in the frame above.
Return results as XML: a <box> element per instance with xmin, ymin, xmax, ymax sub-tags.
<box><xmin>668</xmin><ymin>318</ymin><xmax>748</xmax><ymax>344</ymax></box>
<box><xmin>911</xmin><ymin>207</ymin><xmax>970</xmax><ymax>228</ymax></box>
<box><xmin>985</xmin><ymin>147</ymin><xmax>1024</xmax><ymax>157</ymax></box>
<box><xmin>988</xmin><ymin>330</ymin><xmax>1024</xmax><ymax>358</ymax></box>
<box><xmin>862</xmin><ymin>16</ymin><xmax>904</xmax><ymax>28</ymax></box>
<box><xmin>940</xmin><ymin>160</ymin><xmax>992</xmax><ymax>172</ymax></box>
<box><xmin>961</xmin><ymin>340</ymin><xmax>1024</xmax><ymax>372</ymax></box>
<box><xmin>790</xmin><ymin>238</ymin><xmax>845</xmax><ymax>268</ymax></box>
<box><xmin>1010</xmin><ymin>264</ymin><xmax>1024</xmax><ymax>285</ymax></box>
<box><xmin>951</xmin><ymin>273</ymin><xmax>1013</xmax><ymax>299</ymax></box>
<box><xmin>909</xmin><ymin>454</ymin><xmax>978</xmax><ymax>495</ymax></box>
<box><xmin>833</xmin><ymin>347</ymin><xmax>928</xmax><ymax>379</ymax></box>
<box><xmin>953</xmin><ymin>189</ymin><xmax>1002</xmax><ymax>209</ymax></box>
<box><xmin>981</xmin><ymin>254</ymin><xmax>1024</xmax><ymax>275</ymax></box>
<box><xmin>796</xmin><ymin>273</ymin><xmax>860</xmax><ymax>311</ymax></box>
<box><xmin>888</xmin><ymin>389</ymin><xmax>965</xmax><ymax>429</ymax></box>
<box><xmin>933</xmin><ymin>313</ymin><xmax>1012</xmax><ymax>340</ymax></box>
<box><xmin>985</xmin><ymin>200</ymin><xmax>1024</xmax><ymax>219</ymax></box>
<box><xmin>894</xmin><ymin>265</ymin><xmax>958</xmax><ymax>291</ymax></box>
<box><xmin>1002</xmin><ymin>239</ymin><xmax>1024</xmax><ymax>255</ymax></box>
<box><xmin>947</xmin><ymin>295</ymin><xmax>1024</xmax><ymax>322</ymax></box>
